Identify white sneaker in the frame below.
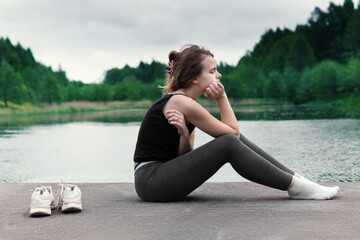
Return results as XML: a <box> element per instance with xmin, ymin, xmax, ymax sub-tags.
<box><xmin>29</xmin><ymin>186</ymin><xmax>55</xmax><ymax>217</ymax></box>
<box><xmin>57</xmin><ymin>183</ymin><xmax>82</xmax><ymax>212</ymax></box>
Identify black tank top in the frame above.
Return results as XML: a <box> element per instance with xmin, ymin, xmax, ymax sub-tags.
<box><xmin>133</xmin><ymin>94</ymin><xmax>195</xmax><ymax>164</ymax></box>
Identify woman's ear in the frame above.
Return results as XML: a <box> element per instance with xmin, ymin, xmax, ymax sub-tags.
<box><xmin>193</xmin><ymin>79</ymin><xmax>199</xmax><ymax>84</ymax></box>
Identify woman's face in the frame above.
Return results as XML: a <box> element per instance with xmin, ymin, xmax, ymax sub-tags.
<box><xmin>195</xmin><ymin>56</ymin><xmax>222</xmax><ymax>91</ymax></box>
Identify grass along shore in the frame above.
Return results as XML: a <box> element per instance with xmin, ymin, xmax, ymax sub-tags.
<box><xmin>0</xmin><ymin>96</ymin><xmax>359</xmax><ymax>125</ymax></box>
<box><xmin>0</xmin><ymin>100</ymin><xmax>153</xmax><ymax>116</ymax></box>
<box><xmin>0</xmin><ymin>98</ymin><xmax>295</xmax><ymax>116</ymax></box>
<box><xmin>0</xmin><ymin>101</ymin><xmax>153</xmax><ymax>126</ymax></box>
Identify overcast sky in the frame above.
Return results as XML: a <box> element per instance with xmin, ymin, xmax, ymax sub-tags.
<box><xmin>1</xmin><ymin>0</ymin><xmax>358</xmax><ymax>83</ymax></box>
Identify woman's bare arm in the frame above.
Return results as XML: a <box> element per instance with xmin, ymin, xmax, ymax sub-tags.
<box><xmin>164</xmin><ymin>109</ymin><xmax>195</xmax><ymax>155</ymax></box>
<box><xmin>166</xmin><ymin>95</ymin><xmax>239</xmax><ymax>138</ymax></box>
<box><xmin>205</xmin><ymin>82</ymin><xmax>239</xmax><ymax>137</ymax></box>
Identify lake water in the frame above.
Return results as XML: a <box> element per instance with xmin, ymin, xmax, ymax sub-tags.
<box><xmin>1</xmin><ymin>119</ymin><xmax>359</xmax><ymax>183</ymax></box>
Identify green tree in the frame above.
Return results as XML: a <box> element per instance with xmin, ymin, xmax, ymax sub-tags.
<box><xmin>217</xmin><ymin>62</ymin><xmax>235</xmax><ymax>75</ymax></box>
<box><xmin>104</xmin><ymin>68</ymin><xmax>123</xmax><ymax>85</ymax></box>
<box><xmin>309</xmin><ymin>61</ymin><xmax>342</xmax><ymax>100</ymax></box>
<box><xmin>251</xmin><ymin>27</ymin><xmax>292</xmax><ymax>66</ymax></box>
<box><xmin>287</xmin><ymin>34</ymin><xmax>315</xmax><ymax>71</ymax></box>
<box><xmin>263</xmin><ymin>70</ymin><xmax>284</xmax><ymax>98</ymax></box>
<box><xmin>65</xmin><ymin>81</ymin><xmax>85</xmax><ymax>101</ymax></box>
<box><xmin>40</xmin><ymin>71</ymin><xmax>61</xmax><ymax>103</ymax></box>
<box><xmin>340</xmin><ymin>58</ymin><xmax>360</xmax><ymax>94</ymax></box>
<box><xmin>15</xmin><ymin>44</ymin><xmax>36</xmax><ymax>69</ymax></box>
<box><xmin>123</xmin><ymin>78</ymin><xmax>145</xmax><ymax>100</ymax></box>
<box><xmin>95</xmin><ymin>84</ymin><xmax>111</xmax><ymax>103</ymax></box>
<box><xmin>344</xmin><ymin>8</ymin><xmax>360</xmax><ymax>56</ymax></box>
<box><xmin>307</xmin><ymin>1</ymin><xmax>355</xmax><ymax>61</ymax></box>
<box><xmin>0</xmin><ymin>61</ymin><xmax>26</xmax><ymax>106</ymax></box>
<box><xmin>307</xmin><ymin>7</ymin><xmax>333</xmax><ymax>60</ymax></box>
<box><xmin>148</xmin><ymin>78</ymin><xmax>164</xmax><ymax>101</ymax></box>
<box><xmin>282</xmin><ymin>67</ymin><xmax>300</xmax><ymax>102</ymax></box>
<box><xmin>0</xmin><ymin>38</ymin><xmax>36</xmax><ymax>72</ymax></box>
<box><xmin>81</xmin><ymin>84</ymin><xmax>98</xmax><ymax>101</ymax></box>
<box><xmin>297</xmin><ymin>68</ymin><xmax>312</xmax><ymax>103</ymax></box>
<box><xmin>148</xmin><ymin>61</ymin><xmax>166</xmax><ymax>83</ymax></box>
<box><xmin>221</xmin><ymin>73</ymin><xmax>244</xmax><ymax>98</ymax></box>
<box><xmin>222</xmin><ymin>63</ymin><xmax>265</xmax><ymax>98</ymax></box>
<box><xmin>103</xmin><ymin>61</ymin><xmax>166</xmax><ymax>86</ymax></box>
<box><xmin>111</xmin><ymin>82</ymin><xmax>127</xmax><ymax>100</ymax></box>
<box><xmin>22</xmin><ymin>66</ymin><xmax>41</xmax><ymax>102</ymax></box>
<box><xmin>110</xmin><ymin>78</ymin><xmax>146</xmax><ymax>101</ymax></box>
<box><xmin>55</xmin><ymin>66</ymin><xmax>69</xmax><ymax>87</ymax></box>
<box><xmin>262</xmin><ymin>36</ymin><xmax>293</xmax><ymax>74</ymax></box>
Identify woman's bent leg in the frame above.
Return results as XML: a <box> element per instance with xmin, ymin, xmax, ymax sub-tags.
<box><xmin>135</xmin><ymin>134</ymin><xmax>293</xmax><ymax>202</ymax></box>
<box><xmin>240</xmin><ymin>134</ymin><xmax>295</xmax><ymax>175</ymax></box>
<box><xmin>135</xmin><ymin>135</ymin><xmax>232</xmax><ymax>202</ymax></box>
<box><xmin>226</xmin><ymin>134</ymin><xmax>293</xmax><ymax>190</ymax></box>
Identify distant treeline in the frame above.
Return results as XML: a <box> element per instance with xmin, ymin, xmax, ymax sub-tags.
<box><xmin>0</xmin><ymin>0</ymin><xmax>359</xmax><ymax>107</ymax></box>
<box><xmin>221</xmin><ymin>0</ymin><xmax>360</xmax><ymax>104</ymax></box>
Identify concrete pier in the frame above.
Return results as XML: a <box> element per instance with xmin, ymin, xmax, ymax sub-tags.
<box><xmin>1</xmin><ymin>182</ymin><xmax>358</xmax><ymax>239</ymax></box>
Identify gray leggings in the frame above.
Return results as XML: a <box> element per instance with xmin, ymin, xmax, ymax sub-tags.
<box><xmin>135</xmin><ymin>134</ymin><xmax>294</xmax><ymax>202</ymax></box>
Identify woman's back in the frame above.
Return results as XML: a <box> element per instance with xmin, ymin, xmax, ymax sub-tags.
<box><xmin>134</xmin><ymin>94</ymin><xmax>194</xmax><ymax>164</ymax></box>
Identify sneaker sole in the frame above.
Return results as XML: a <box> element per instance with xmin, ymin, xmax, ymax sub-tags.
<box><xmin>62</xmin><ymin>202</ymin><xmax>82</xmax><ymax>212</ymax></box>
<box><xmin>29</xmin><ymin>207</ymin><xmax>51</xmax><ymax>217</ymax></box>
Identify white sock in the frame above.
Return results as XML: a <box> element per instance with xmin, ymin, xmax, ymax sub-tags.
<box><xmin>300</xmin><ymin>176</ymin><xmax>311</xmax><ymax>182</ymax></box>
<box><xmin>288</xmin><ymin>177</ymin><xmax>339</xmax><ymax>200</ymax></box>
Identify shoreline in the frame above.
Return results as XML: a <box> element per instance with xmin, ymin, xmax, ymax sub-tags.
<box><xmin>0</xmin><ymin>98</ymin><xmax>359</xmax><ymax>127</ymax></box>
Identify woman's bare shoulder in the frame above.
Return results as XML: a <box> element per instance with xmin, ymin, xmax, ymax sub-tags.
<box><xmin>171</xmin><ymin>95</ymin><xmax>201</xmax><ymax>110</ymax></box>
<box><xmin>163</xmin><ymin>94</ymin><xmax>201</xmax><ymax>113</ymax></box>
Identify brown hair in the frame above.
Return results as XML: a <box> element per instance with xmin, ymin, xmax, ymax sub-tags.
<box><xmin>162</xmin><ymin>45</ymin><xmax>214</xmax><ymax>94</ymax></box>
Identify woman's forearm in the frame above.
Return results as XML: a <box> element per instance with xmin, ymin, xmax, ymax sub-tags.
<box><xmin>178</xmin><ymin>134</ymin><xmax>193</xmax><ymax>156</ymax></box>
<box><xmin>216</xmin><ymin>93</ymin><xmax>240</xmax><ymax>137</ymax></box>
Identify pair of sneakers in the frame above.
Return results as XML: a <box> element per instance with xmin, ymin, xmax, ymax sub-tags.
<box><xmin>29</xmin><ymin>183</ymin><xmax>82</xmax><ymax>217</ymax></box>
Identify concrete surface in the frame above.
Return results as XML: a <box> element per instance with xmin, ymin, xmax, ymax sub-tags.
<box><xmin>0</xmin><ymin>182</ymin><xmax>359</xmax><ymax>240</ymax></box>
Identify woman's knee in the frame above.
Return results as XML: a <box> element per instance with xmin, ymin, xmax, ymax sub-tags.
<box><xmin>217</xmin><ymin>134</ymin><xmax>243</xmax><ymax>153</ymax></box>
<box><xmin>218</xmin><ymin>134</ymin><xmax>240</xmax><ymax>144</ymax></box>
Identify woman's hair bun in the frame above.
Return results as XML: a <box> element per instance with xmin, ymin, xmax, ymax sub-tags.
<box><xmin>169</xmin><ymin>50</ymin><xmax>179</xmax><ymax>62</ymax></box>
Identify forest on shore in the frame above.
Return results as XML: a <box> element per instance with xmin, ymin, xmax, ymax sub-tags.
<box><xmin>0</xmin><ymin>0</ymin><xmax>359</xmax><ymax>113</ymax></box>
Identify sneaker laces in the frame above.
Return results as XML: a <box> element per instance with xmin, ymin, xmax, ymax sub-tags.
<box><xmin>56</xmin><ymin>179</ymin><xmax>78</xmax><ymax>210</ymax></box>
<box><xmin>31</xmin><ymin>185</ymin><xmax>55</xmax><ymax>209</ymax></box>
<box><xmin>56</xmin><ymin>179</ymin><xmax>64</xmax><ymax>210</ymax></box>
<box><xmin>32</xmin><ymin>186</ymin><xmax>48</xmax><ymax>195</ymax></box>
<box><xmin>31</xmin><ymin>186</ymin><xmax>53</xmax><ymax>197</ymax></box>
